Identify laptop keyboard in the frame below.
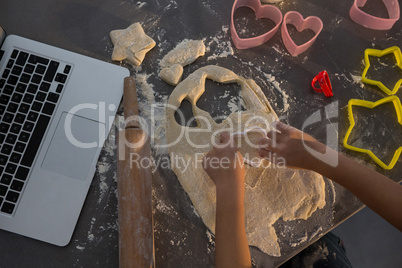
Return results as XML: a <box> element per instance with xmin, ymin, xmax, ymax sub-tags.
<box><xmin>0</xmin><ymin>49</ymin><xmax>70</xmax><ymax>215</ymax></box>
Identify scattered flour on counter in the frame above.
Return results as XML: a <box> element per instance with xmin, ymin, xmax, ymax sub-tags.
<box><xmin>137</xmin><ymin>74</ymin><xmax>155</xmax><ymax>107</ymax></box>
<box><xmin>163</xmin><ymin>0</ymin><xmax>178</xmax><ymax>11</ymax></box>
<box><xmin>206</xmin><ymin>230</ymin><xmax>215</xmax><ymax>245</ymax></box>
<box><xmin>309</xmin><ymin>226</ymin><xmax>323</xmax><ymax>241</ymax></box>
<box><xmin>88</xmin><ymin>233</ymin><xmax>94</xmax><ymax>242</ymax></box>
<box><xmin>98</xmin><ymin>160</ymin><xmax>111</xmax><ymax>174</ymax></box>
<box><xmin>158</xmin><ymin>39</ymin><xmax>169</xmax><ymax>52</ymax></box>
<box><xmin>136</xmin><ymin>73</ymin><xmax>168</xmax><ymax>156</ymax></box>
<box><xmin>136</xmin><ymin>1</ymin><xmax>146</xmax><ymax>8</ymax></box>
<box><xmin>97</xmin><ymin>160</ymin><xmax>112</xmax><ymax>203</ymax></box>
<box><xmin>350</xmin><ymin>74</ymin><xmax>364</xmax><ymax>88</ymax></box>
<box><xmin>290</xmin><ymin>231</ymin><xmax>308</xmax><ymax>247</ymax></box>
<box><xmin>272</xmin><ymin>44</ymin><xmax>287</xmax><ymax>57</ymax></box>
<box><xmin>155</xmin><ymin>199</ymin><xmax>178</xmax><ymax>216</ymax></box>
<box><xmin>95</xmin><ymin>117</ymin><xmax>121</xmax><ymax>204</ymax></box>
<box><xmin>201</xmin><ymin>0</ymin><xmax>220</xmax><ymax>17</ymax></box>
<box><xmin>99</xmin><ymin>220</ymin><xmax>119</xmax><ymax>232</ymax></box>
<box><xmin>222</xmin><ymin>25</ymin><xmax>229</xmax><ymax>34</ymax></box>
<box><xmin>206</xmin><ymin>26</ymin><xmax>234</xmax><ymax>60</ymax></box>
<box><xmin>334</xmin><ymin>73</ymin><xmax>353</xmax><ymax>84</ymax></box>
<box><xmin>221</xmin><ymin>90</ymin><xmax>230</xmax><ymax>99</ymax></box>
<box><xmin>87</xmin><ymin>217</ymin><xmax>96</xmax><ymax>242</ymax></box>
<box><xmin>76</xmin><ymin>245</ymin><xmax>85</xmax><ymax>251</ymax></box>
<box><xmin>263</xmin><ymin>72</ymin><xmax>290</xmax><ymax>113</ymax></box>
<box><xmin>228</xmin><ymin>95</ymin><xmax>246</xmax><ymax>114</ymax></box>
<box><xmin>136</xmin><ymin>73</ymin><xmax>157</xmax><ymax>135</ymax></box>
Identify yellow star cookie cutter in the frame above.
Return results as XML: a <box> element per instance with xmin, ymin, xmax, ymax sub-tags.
<box><xmin>361</xmin><ymin>46</ymin><xmax>402</xmax><ymax>95</ymax></box>
<box><xmin>343</xmin><ymin>96</ymin><xmax>402</xmax><ymax>170</ymax></box>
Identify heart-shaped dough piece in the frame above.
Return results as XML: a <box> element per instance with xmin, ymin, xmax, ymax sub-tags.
<box><xmin>160</xmin><ymin>64</ymin><xmax>184</xmax><ymax>86</ymax></box>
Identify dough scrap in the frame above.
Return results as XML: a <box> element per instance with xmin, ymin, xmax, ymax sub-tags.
<box><xmin>159</xmin><ymin>40</ymin><xmax>205</xmax><ymax>85</ymax></box>
<box><xmin>166</xmin><ymin>65</ymin><xmax>326</xmax><ymax>257</ymax></box>
<box><xmin>110</xmin><ymin>22</ymin><xmax>156</xmax><ymax>66</ymax></box>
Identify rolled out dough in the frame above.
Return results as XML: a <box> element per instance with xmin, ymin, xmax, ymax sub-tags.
<box><xmin>166</xmin><ymin>65</ymin><xmax>326</xmax><ymax>256</ymax></box>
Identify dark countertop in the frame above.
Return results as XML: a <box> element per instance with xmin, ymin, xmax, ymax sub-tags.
<box><xmin>0</xmin><ymin>0</ymin><xmax>401</xmax><ymax>267</ymax></box>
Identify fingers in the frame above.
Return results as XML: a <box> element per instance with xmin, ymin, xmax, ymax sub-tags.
<box><xmin>272</xmin><ymin>121</ymin><xmax>289</xmax><ymax>133</ymax></box>
<box><xmin>258</xmin><ymin>138</ymin><xmax>280</xmax><ymax>164</ymax></box>
<box><xmin>219</xmin><ymin>131</ymin><xmax>230</xmax><ymax>144</ymax></box>
<box><xmin>258</xmin><ymin>148</ymin><xmax>275</xmax><ymax>163</ymax></box>
<box><xmin>268</xmin><ymin>121</ymin><xmax>289</xmax><ymax>140</ymax></box>
<box><xmin>258</xmin><ymin>137</ymin><xmax>276</xmax><ymax>151</ymax></box>
<box><xmin>266</xmin><ymin>130</ymin><xmax>278</xmax><ymax>140</ymax></box>
<box><xmin>258</xmin><ymin>148</ymin><xmax>271</xmax><ymax>159</ymax></box>
<box><xmin>219</xmin><ymin>131</ymin><xmax>238</xmax><ymax>149</ymax></box>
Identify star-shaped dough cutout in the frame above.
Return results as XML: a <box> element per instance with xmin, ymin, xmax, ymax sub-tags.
<box><xmin>361</xmin><ymin>46</ymin><xmax>402</xmax><ymax>95</ymax></box>
<box><xmin>343</xmin><ymin>96</ymin><xmax>402</xmax><ymax>169</ymax></box>
<box><xmin>110</xmin><ymin>22</ymin><xmax>156</xmax><ymax>66</ymax></box>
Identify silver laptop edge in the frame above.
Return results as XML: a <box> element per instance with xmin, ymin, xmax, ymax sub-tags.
<box><xmin>0</xmin><ymin>28</ymin><xmax>129</xmax><ymax>246</ymax></box>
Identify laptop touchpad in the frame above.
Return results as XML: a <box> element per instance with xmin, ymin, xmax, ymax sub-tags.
<box><xmin>42</xmin><ymin>112</ymin><xmax>105</xmax><ymax>180</ymax></box>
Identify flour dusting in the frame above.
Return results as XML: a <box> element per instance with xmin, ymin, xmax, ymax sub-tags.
<box><xmin>228</xmin><ymin>95</ymin><xmax>246</xmax><ymax>114</ymax></box>
<box><xmin>136</xmin><ymin>73</ymin><xmax>168</xmax><ymax>156</ymax></box>
<box><xmin>309</xmin><ymin>226</ymin><xmax>323</xmax><ymax>241</ymax></box>
<box><xmin>205</xmin><ymin>26</ymin><xmax>234</xmax><ymax>60</ymax></box>
<box><xmin>136</xmin><ymin>1</ymin><xmax>146</xmax><ymax>8</ymax></box>
<box><xmin>350</xmin><ymin>74</ymin><xmax>364</xmax><ymax>88</ymax></box>
<box><xmin>290</xmin><ymin>231</ymin><xmax>308</xmax><ymax>247</ymax></box>
<box><xmin>263</xmin><ymin>73</ymin><xmax>290</xmax><ymax>113</ymax></box>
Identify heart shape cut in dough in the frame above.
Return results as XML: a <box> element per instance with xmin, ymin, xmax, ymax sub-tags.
<box><xmin>349</xmin><ymin>0</ymin><xmax>400</xmax><ymax>30</ymax></box>
<box><xmin>281</xmin><ymin>11</ymin><xmax>323</xmax><ymax>57</ymax></box>
<box><xmin>231</xmin><ymin>0</ymin><xmax>283</xmax><ymax>49</ymax></box>
<box><xmin>160</xmin><ymin>64</ymin><xmax>184</xmax><ymax>86</ymax></box>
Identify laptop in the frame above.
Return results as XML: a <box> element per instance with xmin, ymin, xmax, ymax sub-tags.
<box><xmin>0</xmin><ymin>26</ymin><xmax>129</xmax><ymax>246</ymax></box>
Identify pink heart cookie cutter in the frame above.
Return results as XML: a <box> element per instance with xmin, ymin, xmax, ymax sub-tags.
<box><xmin>231</xmin><ymin>0</ymin><xmax>283</xmax><ymax>49</ymax></box>
<box><xmin>349</xmin><ymin>0</ymin><xmax>400</xmax><ymax>30</ymax></box>
<box><xmin>231</xmin><ymin>126</ymin><xmax>267</xmax><ymax>167</ymax></box>
<box><xmin>281</xmin><ymin>11</ymin><xmax>323</xmax><ymax>57</ymax></box>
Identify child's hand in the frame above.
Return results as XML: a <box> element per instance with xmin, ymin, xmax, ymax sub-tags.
<box><xmin>204</xmin><ymin>132</ymin><xmax>252</xmax><ymax>267</ymax></box>
<box><xmin>258</xmin><ymin>121</ymin><xmax>326</xmax><ymax>170</ymax></box>
<box><xmin>203</xmin><ymin>131</ymin><xmax>245</xmax><ymax>191</ymax></box>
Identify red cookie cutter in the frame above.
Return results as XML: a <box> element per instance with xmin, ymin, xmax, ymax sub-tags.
<box><xmin>311</xmin><ymin>70</ymin><xmax>333</xmax><ymax>97</ymax></box>
<box><xmin>231</xmin><ymin>0</ymin><xmax>283</xmax><ymax>49</ymax></box>
<box><xmin>349</xmin><ymin>0</ymin><xmax>400</xmax><ymax>30</ymax></box>
<box><xmin>281</xmin><ymin>11</ymin><xmax>323</xmax><ymax>57</ymax></box>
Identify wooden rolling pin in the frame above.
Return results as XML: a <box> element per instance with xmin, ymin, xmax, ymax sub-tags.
<box><xmin>117</xmin><ymin>77</ymin><xmax>155</xmax><ymax>268</ymax></box>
